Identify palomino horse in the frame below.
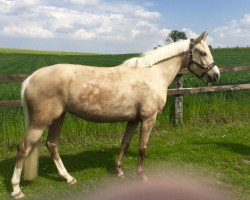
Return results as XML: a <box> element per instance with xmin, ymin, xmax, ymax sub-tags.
<box><xmin>11</xmin><ymin>32</ymin><xmax>220</xmax><ymax>198</ymax></box>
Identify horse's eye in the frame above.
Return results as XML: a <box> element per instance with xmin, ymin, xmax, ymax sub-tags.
<box><xmin>200</xmin><ymin>52</ymin><xmax>206</xmax><ymax>56</ymax></box>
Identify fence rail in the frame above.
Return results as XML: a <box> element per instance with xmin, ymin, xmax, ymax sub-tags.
<box><xmin>1</xmin><ymin>66</ymin><xmax>250</xmax><ymax>124</ymax></box>
<box><xmin>178</xmin><ymin>66</ymin><xmax>250</xmax><ymax>74</ymax></box>
<box><xmin>0</xmin><ymin>75</ymin><xmax>27</xmax><ymax>82</ymax></box>
<box><xmin>0</xmin><ymin>100</ymin><xmax>21</xmax><ymax>108</ymax></box>
<box><xmin>168</xmin><ymin>83</ymin><xmax>250</xmax><ymax>95</ymax></box>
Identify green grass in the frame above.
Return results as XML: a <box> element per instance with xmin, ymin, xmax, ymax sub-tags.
<box><xmin>0</xmin><ymin>48</ymin><xmax>138</xmax><ymax>75</ymax></box>
<box><xmin>0</xmin><ymin>122</ymin><xmax>249</xmax><ymax>199</ymax></box>
<box><xmin>0</xmin><ymin>48</ymin><xmax>100</xmax><ymax>55</ymax></box>
<box><xmin>0</xmin><ymin>47</ymin><xmax>249</xmax><ymax>199</ymax></box>
<box><xmin>212</xmin><ymin>47</ymin><xmax>250</xmax><ymax>67</ymax></box>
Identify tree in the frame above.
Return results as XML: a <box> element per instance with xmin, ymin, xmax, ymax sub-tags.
<box><xmin>165</xmin><ymin>30</ymin><xmax>187</xmax><ymax>43</ymax></box>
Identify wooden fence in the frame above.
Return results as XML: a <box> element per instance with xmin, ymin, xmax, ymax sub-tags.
<box><xmin>0</xmin><ymin>66</ymin><xmax>250</xmax><ymax>124</ymax></box>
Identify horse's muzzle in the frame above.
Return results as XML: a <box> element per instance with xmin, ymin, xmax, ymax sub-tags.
<box><xmin>213</xmin><ymin>73</ymin><xmax>220</xmax><ymax>82</ymax></box>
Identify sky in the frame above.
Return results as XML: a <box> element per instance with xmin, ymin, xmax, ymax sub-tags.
<box><xmin>0</xmin><ymin>0</ymin><xmax>250</xmax><ymax>53</ymax></box>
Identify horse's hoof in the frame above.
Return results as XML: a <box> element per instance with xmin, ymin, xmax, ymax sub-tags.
<box><xmin>117</xmin><ymin>171</ymin><xmax>126</xmax><ymax>179</ymax></box>
<box><xmin>138</xmin><ymin>174</ymin><xmax>149</xmax><ymax>182</ymax></box>
<box><xmin>117</xmin><ymin>173</ymin><xmax>126</xmax><ymax>179</ymax></box>
<box><xmin>142</xmin><ymin>175</ymin><xmax>149</xmax><ymax>182</ymax></box>
<box><xmin>11</xmin><ymin>191</ymin><xmax>25</xmax><ymax>199</ymax></box>
<box><xmin>68</xmin><ymin>177</ymin><xmax>77</xmax><ymax>185</ymax></box>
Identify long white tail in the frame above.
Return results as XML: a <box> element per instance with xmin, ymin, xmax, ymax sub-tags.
<box><xmin>21</xmin><ymin>76</ymin><xmax>40</xmax><ymax>181</ymax></box>
<box><xmin>21</xmin><ymin>76</ymin><xmax>31</xmax><ymax>133</ymax></box>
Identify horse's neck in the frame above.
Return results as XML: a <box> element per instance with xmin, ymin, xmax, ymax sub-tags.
<box><xmin>154</xmin><ymin>55</ymin><xmax>185</xmax><ymax>88</ymax></box>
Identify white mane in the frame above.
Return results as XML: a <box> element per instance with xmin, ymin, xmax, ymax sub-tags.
<box><xmin>123</xmin><ymin>40</ymin><xmax>190</xmax><ymax>68</ymax></box>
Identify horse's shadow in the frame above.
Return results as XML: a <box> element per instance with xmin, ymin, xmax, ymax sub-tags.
<box><xmin>192</xmin><ymin>141</ymin><xmax>250</xmax><ymax>156</ymax></box>
<box><xmin>215</xmin><ymin>142</ymin><xmax>250</xmax><ymax>156</ymax></box>
<box><xmin>0</xmin><ymin>147</ymin><xmax>137</xmax><ymax>194</ymax></box>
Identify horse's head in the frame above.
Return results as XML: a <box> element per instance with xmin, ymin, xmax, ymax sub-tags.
<box><xmin>187</xmin><ymin>32</ymin><xmax>220</xmax><ymax>83</ymax></box>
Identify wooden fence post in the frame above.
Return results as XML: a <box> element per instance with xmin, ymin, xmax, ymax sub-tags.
<box><xmin>174</xmin><ymin>74</ymin><xmax>184</xmax><ymax>125</ymax></box>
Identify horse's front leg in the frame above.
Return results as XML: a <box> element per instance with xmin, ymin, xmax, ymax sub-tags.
<box><xmin>137</xmin><ymin>114</ymin><xmax>156</xmax><ymax>181</ymax></box>
<box><xmin>116</xmin><ymin>121</ymin><xmax>139</xmax><ymax>178</ymax></box>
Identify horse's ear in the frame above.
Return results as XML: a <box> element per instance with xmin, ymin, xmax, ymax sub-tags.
<box><xmin>195</xmin><ymin>32</ymin><xmax>207</xmax><ymax>43</ymax></box>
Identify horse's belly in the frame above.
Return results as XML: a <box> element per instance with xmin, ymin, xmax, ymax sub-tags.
<box><xmin>68</xmin><ymin>105</ymin><xmax>138</xmax><ymax>123</ymax></box>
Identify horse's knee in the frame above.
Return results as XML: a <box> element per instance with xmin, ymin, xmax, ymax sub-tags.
<box><xmin>46</xmin><ymin>141</ymin><xmax>51</xmax><ymax>148</ymax></box>
<box><xmin>15</xmin><ymin>141</ymin><xmax>34</xmax><ymax>171</ymax></box>
<box><xmin>138</xmin><ymin>146</ymin><xmax>147</xmax><ymax>156</ymax></box>
<box><xmin>46</xmin><ymin>141</ymin><xmax>56</xmax><ymax>151</ymax></box>
<box><xmin>115</xmin><ymin>159</ymin><xmax>123</xmax><ymax>169</ymax></box>
<box><xmin>17</xmin><ymin>142</ymin><xmax>27</xmax><ymax>158</ymax></box>
<box><xmin>46</xmin><ymin>141</ymin><xmax>59</xmax><ymax>159</ymax></box>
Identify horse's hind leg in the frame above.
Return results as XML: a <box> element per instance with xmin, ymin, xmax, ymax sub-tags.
<box><xmin>11</xmin><ymin>127</ymin><xmax>45</xmax><ymax>198</ymax></box>
<box><xmin>46</xmin><ymin>113</ymin><xmax>76</xmax><ymax>185</ymax></box>
<box><xmin>115</xmin><ymin>121</ymin><xmax>139</xmax><ymax>178</ymax></box>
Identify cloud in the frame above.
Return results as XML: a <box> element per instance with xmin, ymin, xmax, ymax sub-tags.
<box><xmin>2</xmin><ymin>24</ymin><xmax>54</xmax><ymax>38</ymax></box>
<box><xmin>68</xmin><ymin>0</ymin><xmax>101</xmax><ymax>6</ymax></box>
<box><xmin>73</xmin><ymin>29</ymin><xmax>96</xmax><ymax>40</ymax></box>
<box><xmin>132</xmin><ymin>20</ymin><xmax>159</xmax><ymax>38</ymax></box>
<box><xmin>213</xmin><ymin>14</ymin><xmax>250</xmax><ymax>46</ymax></box>
<box><xmin>143</xmin><ymin>2</ymin><xmax>155</xmax><ymax>7</ymax></box>
<box><xmin>0</xmin><ymin>0</ymin><xmax>162</xmax><ymax>42</ymax></box>
<box><xmin>135</xmin><ymin>8</ymin><xmax>161</xmax><ymax>19</ymax></box>
<box><xmin>214</xmin><ymin>19</ymin><xmax>250</xmax><ymax>38</ymax></box>
<box><xmin>241</xmin><ymin>14</ymin><xmax>250</xmax><ymax>25</ymax></box>
<box><xmin>16</xmin><ymin>0</ymin><xmax>42</xmax><ymax>6</ymax></box>
<box><xmin>0</xmin><ymin>0</ymin><xmax>202</xmax><ymax>53</ymax></box>
<box><xmin>182</xmin><ymin>28</ymin><xmax>198</xmax><ymax>39</ymax></box>
<box><xmin>159</xmin><ymin>28</ymin><xmax>171</xmax><ymax>38</ymax></box>
<box><xmin>181</xmin><ymin>28</ymin><xmax>214</xmax><ymax>45</ymax></box>
<box><xmin>0</xmin><ymin>0</ymin><xmax>11</xmax><ymax>13</ymax></box>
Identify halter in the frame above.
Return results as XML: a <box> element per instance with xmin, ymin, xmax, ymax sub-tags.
<box><xmin>188</xmin><ymin>39</ymin><xmax>216</xmax><ymax>79</ymax></box>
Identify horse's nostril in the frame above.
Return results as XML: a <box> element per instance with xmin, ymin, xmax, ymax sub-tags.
<box><xmin>214</xmin><ymin>73</ymin><xmax>219</xmax><ymax>81</ymax></box>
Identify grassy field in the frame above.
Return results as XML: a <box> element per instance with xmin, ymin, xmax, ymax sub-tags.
<box><xmin>0</xmin><ymin>122</ymin><xmax>249</xmax><ymax>199</ymax></box>
<box><xmin>0</xmin><ymin>47</ymin><xmax>249</xmax><ymax>199</ymax></box>
<box><xmin>0</xmin><ymin>48</ymin><xmax>136</xmax><ymax>75</ymax></box>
